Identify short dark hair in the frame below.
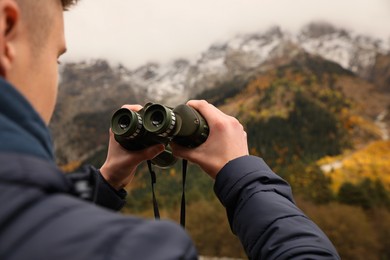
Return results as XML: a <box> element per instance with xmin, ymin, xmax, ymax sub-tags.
<box><xmin>61</xmin><ymin>0</ymin><xmax>79</xmax><ymax>10</ymax></box>
<box><xmin>14</xmin><ymin>0</ymin><xmax>80</xmax><ymax>51</ymax></box>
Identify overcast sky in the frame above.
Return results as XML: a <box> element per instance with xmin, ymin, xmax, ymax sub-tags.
<box><xmin>63</xmin><ymin>0</ymin><xmax>390</xmax><ymax>69</ymax></box>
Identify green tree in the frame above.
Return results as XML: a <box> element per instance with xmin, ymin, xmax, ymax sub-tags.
<box><xmin>338</xmin><ymin>182</ymin><xmax>370</xmax><ymax>208</ymax></box>
<box><xmin>338</xmin><ymin>179</ymin><xmax>390</xmax><ymax>209</ymax></box>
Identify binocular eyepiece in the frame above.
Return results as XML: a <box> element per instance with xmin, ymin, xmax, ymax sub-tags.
<box><xmin>111</xmin><ymin>103</ymin><xmax>209</xmax><ymax>168</ymax></box>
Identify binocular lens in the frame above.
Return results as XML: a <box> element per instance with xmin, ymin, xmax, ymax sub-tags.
<box><xmin>143</xmin><ymin>104</ymin><xmax>175</xmax><ymax>135</ymax></box>
<box><xmin>151</xmin><ymin>111</ymin><xmax>164</xmax><ymax>127</ymax></box>
<box><xmin>111</xmin><ymin>108</ymin><xmax>142</xmax><ymax>138</ymax></box>
<box><xmin>119</xmin><ymin>115</ymin><xmax>131</xmax><ymax>130</ymax></box>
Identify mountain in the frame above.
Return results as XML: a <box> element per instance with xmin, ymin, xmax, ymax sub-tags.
<box><xmin>217</xmin><ymin>51</ymin><xmax>389</xmax><ymax>166</ymax></box>
<box><xmin>47</xmin><ymin>21</ymin><xmax>390</xmax><ymax>259</ymax></box>
<box><xmin>50</xmin><ymin>22</ymin><xmax>390</xmax><ymax>172</ymax></box>
<box><xmin>120</xmin><ymin>22</ymin><xmax>389</xmax><ymax>105</ymax></box>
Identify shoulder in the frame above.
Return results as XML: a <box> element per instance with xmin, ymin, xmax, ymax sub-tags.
<box><xmin>6</xmin><ymin>193</ymin><xmax>197</xmax><ymax>259</ymax></box>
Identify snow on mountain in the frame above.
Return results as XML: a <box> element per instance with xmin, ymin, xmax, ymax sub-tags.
<box><xmin>111</xmin><ymin>22</ymin><xmax>389</xmax><ymax>104</ymax></box>
<box><xmin>121</xmin><ymin>60</ymin><xmax>192</xmax><ymax>104</ymax></box>
<box><xmin>298</xmin><ymin>23</ymin><xmax>388</xmax><ymax>78</ymax></box>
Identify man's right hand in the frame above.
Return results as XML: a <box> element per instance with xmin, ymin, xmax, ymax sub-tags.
<box><xmin>171</xmin><ymin>100</ymin><xmax>249</xmax><ymax>179</ymax></box>
<box><xmin>100</xmin><ymin>104</ymin><xmax>165</xmax><ymax>190</ymax></box>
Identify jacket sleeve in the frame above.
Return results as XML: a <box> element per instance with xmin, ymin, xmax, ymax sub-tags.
<box><xmin>214</xmin><ymin>155</ymin><xmax>340</xmax><ymax>259</ymax></box>
<box><xmin>65</xmin><ymin>165</ymin><xmax>127</xmax><ymax>211</ymax></box>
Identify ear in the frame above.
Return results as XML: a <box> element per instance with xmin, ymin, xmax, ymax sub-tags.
<box><xmin>0</xmin><ymin>0</ymin><xmax>20</xmax><ymax>78</ymax></box>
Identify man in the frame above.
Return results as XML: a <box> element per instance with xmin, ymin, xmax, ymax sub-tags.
<box><xmin>0</xmin><ymin>0</ymin><xmax>340</xmax><ymax>259</ymax></box>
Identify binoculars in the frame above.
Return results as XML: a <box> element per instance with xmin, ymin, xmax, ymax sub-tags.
<box><xmin>111</xmin><ymin>103</ymin><xmax>209</xmax><ymax>168</ymax></box>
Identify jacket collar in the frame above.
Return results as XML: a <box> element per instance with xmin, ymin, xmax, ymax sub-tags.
<box><xmin>0</xmin><ymin>78</ymin><xmax>54</xmax><ymax>161</ymax></box>
<box><xmin>0</xmin><ymin>78</ymin><xmax>72</xmax><ymax>192</ymax></box>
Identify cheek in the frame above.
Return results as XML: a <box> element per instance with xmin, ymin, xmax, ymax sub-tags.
<box><xmin>44</xmin><ymin>61</ymin><xmax>59</xmax><ymax>117</ymax></box>
<box><xmin>50</xmin><ymin>64</ymin><xmax>59</xmax><ymax>104</ymax></box>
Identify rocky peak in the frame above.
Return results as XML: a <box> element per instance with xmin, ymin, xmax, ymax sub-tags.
<box><xmin>299</xmin><ymin>22</ymin><xmax>350</xmax><ymax>39</ymax></box>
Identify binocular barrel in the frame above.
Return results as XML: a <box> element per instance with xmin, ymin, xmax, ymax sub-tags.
<box><xmin>111</xmin><ymin>103</ymin><xmax>209</xmax><ymax>168</ymax></box>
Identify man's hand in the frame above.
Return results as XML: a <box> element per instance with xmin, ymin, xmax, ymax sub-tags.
<box><xmin>171</xmin><ymin>100</ymin><xmax>249</xmax><ymax>179</ymax></box>
<box><xmin>100</xmin><ymin>105</ymin><xmax>165</xmax><ymax>190</ymax></box>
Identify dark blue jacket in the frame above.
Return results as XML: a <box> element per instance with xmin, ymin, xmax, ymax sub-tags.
<box><xmin>0</xmin><ymin>78</ymin><xmax>340</xmax><ymax>259</ymax></box>
<box><xmin>0</xmin><ymin>79</ymin><xmax>197</xmax><ymax>259</ymax></box>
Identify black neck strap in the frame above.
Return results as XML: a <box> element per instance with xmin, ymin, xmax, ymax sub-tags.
<box><xmin>147</xmin><ymin>159</ymin><xmax>188</xmax><ymax>228</ymax></box>
<box><xmin>147</xmin><ymin>160</ymin><xmax>160</xmax><ymax>219</ymax></box>
<box><xmin>180</xmin><ymin>159</ymin><xmax>187</xmax><ymax>227</ymax></box>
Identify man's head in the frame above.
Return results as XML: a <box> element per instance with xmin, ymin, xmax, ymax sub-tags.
<box><xmin>0</xmin><ymin>0</ymin><xmax>78</xmax><ymax>124</ymax></box>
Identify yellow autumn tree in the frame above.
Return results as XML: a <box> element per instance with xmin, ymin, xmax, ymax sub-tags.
<box><xmin>317</xmin><ymin>140</ymin><xmax>390</xmax><ymax>192</ymax></box>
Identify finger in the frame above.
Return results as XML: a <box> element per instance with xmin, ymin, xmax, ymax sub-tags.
<box><xmin>170</xmin><ymin>142</ymin><xmax>194</xmax><ymax>160</ymax></box>
<box><xmin>138</xmin><ymin>144</ymin><xmax>165</xmax><ymax>160</ymax></box>
<box><xmin>186</xmin><ymin>100</ymin><xmax>226</xmax><ymax>124</ymax></box>
<box><xmin>121</xmin><ymin>104</ymin><xmax>143</xmax><ymax>112</ymax></box>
